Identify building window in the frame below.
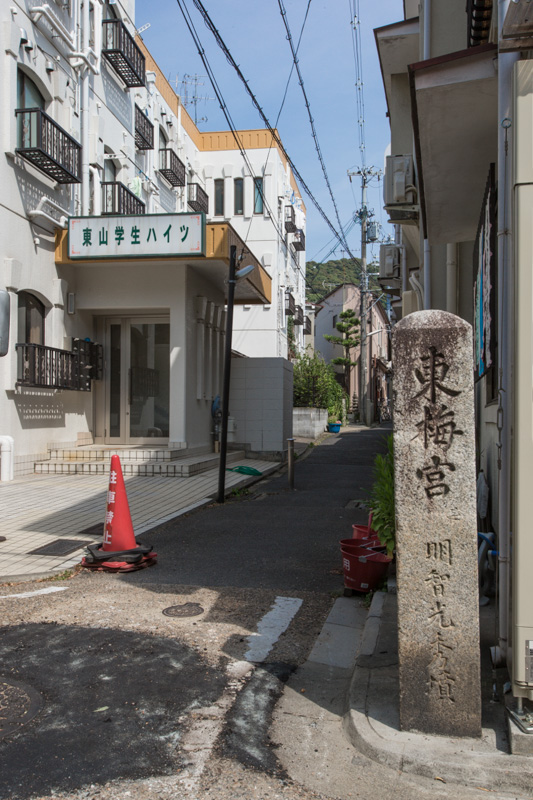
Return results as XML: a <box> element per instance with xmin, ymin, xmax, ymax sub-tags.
<box><xmin>332</xmin><ymin>314</ymin><xmax>337</xmax><ymax>328</ymax></box>
<box><xmin>18</xmin><ymin>292</ymin><xmax>45</xmax><ymax>345</ymax></box>
<box><xmin>254</xmin><ymin>177</ymin><xmax>263</xmax><ymax>214</ymax></box>
<box><xmin>234</xmin><ymin>178</ymin><xmax>243</xmax><ymax>215</ymax></box>
<box><xmin>214</xmin><ymin>179</ymin><xmax>224</xmax><ymax>216</ymax></box>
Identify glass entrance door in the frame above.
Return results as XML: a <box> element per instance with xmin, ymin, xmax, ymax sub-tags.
<box><xmin>105</xmin><ymin>318</ymin><xmax>170</xmax><ymax>444</ymax></box>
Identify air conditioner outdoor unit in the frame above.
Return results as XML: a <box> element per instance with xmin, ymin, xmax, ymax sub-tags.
<box><xmin>384</xmin><ymin>155</ymin><xmax>416</xmax><ymax>206</ymax></box>
<box><xmin>379</xmin><ymin>244</ymin><xmax>401</xmax><ymax>280</ymax></box>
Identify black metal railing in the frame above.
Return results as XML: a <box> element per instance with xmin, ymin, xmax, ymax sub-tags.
<box><xmin>135</xmin><ymin>104</ymin><xmax>154</xmax><ymax>150</ymax></box>
<box><xmin>101</xmin><ymin>181</ymin><xmax>145</xmax><ymax>215</ymax></box>
<box><xmin>72</xmin><ymin>339</ymin><xmax>103</xmax><ymax>388</ymax></box>
<box><xmin>293</xmin><ymin>228</ymin><xmax>306</xmax><ymax>251</ymax></box>
<box><xmin>294</xmin><ymin>305</ymin><xmax>304</xmax><ymax>325</ymax></box>
<box><xmin>102</xmin><ymin>19</ymin><xmax>145</xmax><ymax>87</ymax></box>
<box><xmin>16</xmin><ymin>341</ymin><xmax>103</xmax><ymax>391</ymax></box>
<box><xmin>284</xmin><ymin>205</ymin><xmax>296</xmax><ymax>232</ymax></box>
<box><xmin>304</xmin><ymin>315</ymin><xmax>311</xmax><ymax>335</ymax></box>
<box><xmin>15</xmin><ymin>108</ymin><xmax>81</xmax><ymax>184</ymax></box>
<box><xmin>188</xmin><ymin>182</ymin><xmax>209</xmax><ymax>214</ymax></box>
<box><xmin>159</xmin><ymin>148</ymin><xmax>186</xmax><ymax>186</ymax></box>
<box><xmin>285</xmin><ymin>292</ymin><xmax>296</xmax><ymax>316</ymax></box>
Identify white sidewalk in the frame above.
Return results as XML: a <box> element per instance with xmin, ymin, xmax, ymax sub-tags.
<box><xmin>0</xmin><ymin>458</ymin><xmax>279</xmax><ymax>581</ymax></box>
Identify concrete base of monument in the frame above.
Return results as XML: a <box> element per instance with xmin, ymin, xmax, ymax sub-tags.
<box><xmin>344</xmin><ymin>591</ymin><xmax>533</xmax><ymax>794</ymax></box>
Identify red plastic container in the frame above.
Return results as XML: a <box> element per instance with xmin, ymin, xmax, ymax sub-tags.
<box><xmin>340</xmin><ymin>538</ymin><xmax>385</xmax><ymax>553</ymax></box>
<box><xmin>341</xmin><ymin>549</ymin><xmax>392</xmax><ymax>592</ymax></box>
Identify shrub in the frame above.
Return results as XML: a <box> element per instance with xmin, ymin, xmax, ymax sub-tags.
<box><xmin>293</xmin><ymin>350</ymin><xmax>347</xmax><ymax>420</ymax></box>
<box><xmin>369</xmin><ymin>434</ymin><xmax>395</xmax><ymax>556</ymax></box>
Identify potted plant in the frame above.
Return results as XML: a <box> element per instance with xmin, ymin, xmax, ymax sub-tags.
<box><xmin>328</xmin><ymin>416</ymin><xmax>342</xmax><ymax>433</ymax></box>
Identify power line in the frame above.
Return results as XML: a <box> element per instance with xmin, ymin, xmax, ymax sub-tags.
<box><xmin>175</xmin><ymin>0</ymin><xmax>315</xmax><ymax>294</ymax></box>
<box><xmin>186</xmin><ymin>0</ymin><xmax>358</xmax><ymax>262</ymax></box>
<box><xmin>277</xmin><ymin>0</ymin><xmax>349</xmax><ymax>254</ymax></box>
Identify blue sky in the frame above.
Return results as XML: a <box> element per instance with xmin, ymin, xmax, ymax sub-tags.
<box><xmin>136</xmin><ymin>0</ymin><xmax>404</xmax><ymax>263</ymax></box>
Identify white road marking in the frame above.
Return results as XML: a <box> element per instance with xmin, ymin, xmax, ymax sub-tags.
<box><xmin>245</xmin><ymin>596</ymin><xmax>303</xmax><ymax>663</ymax></box>
<box><xmin>0</xmin><ymin>586</ymin><xmax>68</xmax><ymax>599</ymax></box>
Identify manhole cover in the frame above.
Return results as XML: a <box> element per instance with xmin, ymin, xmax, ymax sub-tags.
<box><xmin>29</xmin><ymin>538</ymin><xmax>94</xmax><ymax>557</ymax></box>
<box><xmin>162</xmin><ymin>603</ymin><xmax>204</xmax><ymax>618</ymax></box>
<box><xmin>0</xmin><ymin>678</ymin><xmax>43</xmax><ymax>739</ymax></box>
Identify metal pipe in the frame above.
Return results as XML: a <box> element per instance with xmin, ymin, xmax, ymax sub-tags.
<box><xmin>423</xmin><ymin>239</ymin><xmax>431</xmax><ymax>309</ymax></box>
<box><xmin>288</xmin><ymin>438</ymin><xmax>295</xmax><ymax>490</ymax></box>
<box><xmin>423</xmin><ymin>0</ymin><xmax>431</xmax><ymax>61</ymax></box>
<box><xmin>0</xmin><ymin>436</ymin><xmax>14</xmax><ymax>482</ymax></box>
<box><xmin>28</xmin><ymin>209</ymin><xmax>67</xmax><ymax>228</ymax></box>
<box><xmin>446</xmin><ymin>243</ymin><xmax>457</xmax><ymax>314</ymax></box>
<box><xmin>89</xmin><ymin>166</ymin><xmax>101</xmax><ymax>216</ymax></box>
<box><xmin>497</xmin><ymin>0</ymin><xmax>519</xmax><ymax>669</ymax></box>
<box><xmin>29</xmin><ymin>5</ymin><xmax>75</xmax><ymax>50</ymax></box>
<box><xmin>217</xmin><ymin>245</ymin><xmax>238</xmax><ymax>503</ymax></box>
<box><xmin>81</xmin><ymin>0</ymin><xmax>90</xmax><ymax>215</ymax></box>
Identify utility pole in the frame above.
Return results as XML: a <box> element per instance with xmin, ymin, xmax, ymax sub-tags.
<box><xmin>348</xmin><ymin>166</ymin><xmax>382</xmax><ymax>426</ymax></box>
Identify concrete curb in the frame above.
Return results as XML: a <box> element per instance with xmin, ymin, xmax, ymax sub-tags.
<box><xmin>343</xmin><ymin>591</ymin><xmax>533</xmax><ymax>794</ymax></box>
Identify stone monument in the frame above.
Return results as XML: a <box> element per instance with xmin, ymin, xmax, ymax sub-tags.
<box><xmin>392</xmin><ymin>310</ymin><xmax>481</xmax><ymax>737</ymax></box>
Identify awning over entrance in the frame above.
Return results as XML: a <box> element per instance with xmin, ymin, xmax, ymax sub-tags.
<box><xmin>409</xmin><ymin>44</ymin><xmax>498</xmax><ymax>244</ymax></box>
<box><xmin>55</xmin><ymin>218</ymin><xmax>271</xmax><ymax>305</ymax></box>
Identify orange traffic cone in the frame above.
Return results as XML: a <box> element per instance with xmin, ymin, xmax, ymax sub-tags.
<box><xmin>81</xmin><ymin>455</ymin><xmax>157</xmax><ymax>572</ymax></box>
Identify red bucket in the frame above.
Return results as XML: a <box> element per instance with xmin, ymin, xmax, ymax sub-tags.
<box><xmin>341</xmin><ymin>549</ymin><xmax>392</xmax><ymax>592</ymax></box>
<box><xmin>340</xmin><ymin>538</ymin><xmax>385</xmax><ymax>553</ymax></box>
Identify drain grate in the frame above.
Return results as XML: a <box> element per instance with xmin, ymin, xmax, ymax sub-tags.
<box><xmin>28</xmin><ymin>539</ymin><xmax>95</xmax><ymax>557</ymax></box>
<box><xmin>0</xmin><ymin>678</ymin><xmax>43</xmax><ymax>739</ymax></box>
<box><xmin>162</xmin><ymin>603</ymin><xmax>204</xmax><ymax>618</ymax></box>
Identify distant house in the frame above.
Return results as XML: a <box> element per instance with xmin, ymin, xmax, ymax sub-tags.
<box><xmin>314</xmin><ymin>284</ymin><xmax>390</xmax><ymax>421</ymax></box>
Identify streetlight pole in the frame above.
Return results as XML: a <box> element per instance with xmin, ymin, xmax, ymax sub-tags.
<box><xmin>217</xmin><ymin>246</ymin><xmax>254</xmax><ymax>503</ymax></box>
<box><xmin>217</xmin><ymin>245</ymin><xmax>237</xmax><ymax>504</ymax></box>
<box><xmin>348</xmin><ymin>166</ymin><xmax>382</xmax><ymax>426</ymax></box>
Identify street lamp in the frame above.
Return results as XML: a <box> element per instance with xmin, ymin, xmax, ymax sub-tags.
<box><xmin>217</xmin><ymin>245</ymin><xmax>255</xmax><ymax>503</ymax></box>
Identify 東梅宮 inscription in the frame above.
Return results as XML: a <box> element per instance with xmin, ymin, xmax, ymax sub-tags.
<box><xmin>392</xmin><ymin>310</ymin><xmax>481</xmax><ymax>737</ymax></box>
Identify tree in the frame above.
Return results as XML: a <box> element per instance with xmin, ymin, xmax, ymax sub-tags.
<box><xmin>292</xmin><ymin>350</ymin><xmax>346</xmax><ymax>420</ymax></box>
<box><xmin>323</xmin><ymin>308</ymin><xmax>361</xmax><ymax>391</ymax></box>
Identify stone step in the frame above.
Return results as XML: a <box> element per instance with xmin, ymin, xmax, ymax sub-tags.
<box><xmin>46</xmin><ymin>446</ymin><xmax>210</xmax><ymax>463</ymax></box>
<box><xmin>35</xmin><ymin>450</ymin><xmax>246</xmax><ymax>477</ymax></box>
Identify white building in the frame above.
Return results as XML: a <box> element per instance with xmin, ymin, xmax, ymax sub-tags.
<box><xmin>0</xmin><ymin>0</ymin><xmax>302</xmax><ymax>476</ymax></box>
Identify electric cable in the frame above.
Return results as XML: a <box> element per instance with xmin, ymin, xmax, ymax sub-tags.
<box><xmin>184</xmin><ymin>0</ymin><xmax>359</xmax><ymax>262</ymax></box>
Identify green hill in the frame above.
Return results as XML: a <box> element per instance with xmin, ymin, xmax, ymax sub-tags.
<box><xmin>305</xmin><ymin>258</ymin><xmax>381</xmax><ymax>304</ymax></box>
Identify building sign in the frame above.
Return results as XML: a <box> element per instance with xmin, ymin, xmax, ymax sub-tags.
<box><xmin>68</xmin><ymin>213</ymin><xmax>205</xmax><ymax>260</ymax></box>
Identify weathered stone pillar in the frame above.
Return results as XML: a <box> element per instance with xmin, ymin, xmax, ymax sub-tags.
<box><xmin>392</xmin><ymin>310</ymin><xmax>481</xmax><ymax>737</ymax></box>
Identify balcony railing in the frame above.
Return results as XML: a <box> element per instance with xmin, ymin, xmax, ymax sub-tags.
<box><xmin>188</xmin><ymin>182</ymin><xmax>209</xmax><ymax>214</ymax></box>
<box><xmin>294</xmin><ymin>305</ymin><xmax>304</xmax><ymax>325</ymax></box>
<box><xmin>284</xmin><ymin>205</ymin><xmax>296</xmax><ymax>232</ymax></box>
<box><xmin>304</xmin><ymin>315</ymin><xmax>312</xmax><ymax>335</ymax></box>
<box><xmin>135</xmin><ymin>105</ymin><xmax>154</xmax><ymax>150</ymax></box>
<box><xmin>285</xmin><ymin>292</ymin><xmax>296</xmax><ymax>316</ymax></box>
<box><xmin>101</xmin><ymin>181</ymin><xmax>146</xmax><ymax>216</ymax></box>
<box><xmin>16</xmin><ymin>341</ymin><xmax>102</xmax><ymax>391</ymax></box>
<box><xmin>159</xmin><ymin>148</ymin><xmax>186</xmax><ymax>186</ymax></box>
<box><xmin>293</xmin><ymin>229</ymin><xmax>306</xmax><ymax>251</ymax></box>
<box><xmin>15</xmin><ymin>108</ymin><xmax>81</xmax><ymax>184</ymax></box>
<box><xmin>102</xmin><ymin>19</ymin><xmax>145</xmax><ymax>87</ymax></box>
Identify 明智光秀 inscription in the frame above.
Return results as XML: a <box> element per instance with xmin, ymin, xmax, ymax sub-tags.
<box><xmin>393</xmin><ymin>311</ymin><xmax>481</xmax><ymax>737</ymax></box>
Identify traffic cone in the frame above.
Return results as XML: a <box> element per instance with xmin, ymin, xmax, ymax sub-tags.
<box><xmin>81</xmin><ymin>455</ymin><xmax>157</xmax><ymax>572</ymax></box>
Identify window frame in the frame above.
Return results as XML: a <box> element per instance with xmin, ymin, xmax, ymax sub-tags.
<box><xmin>214</xmin><ymin>178</ymin><xmax>224</xmax><ymax>217</ymax></box>
<box><xmin>18</xmin><ymin>291</ymin><xmax>45</xmax><ymax>345</ymax></box>
<box><xmin>253</xmin><ymin>177</ymin><xmax>264</xmax><ymax>214</ymax></box>
<box><xmin>234</xmin><ymin>177</ymin><xmax>243</xmax><ymax>215</ymax></box>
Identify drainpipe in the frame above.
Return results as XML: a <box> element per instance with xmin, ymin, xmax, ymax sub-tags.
<box><xmin>495</xmin><ymin>0</ymin><xmax>519</xmax><ymax>669</ymax></box>
<box><xmin>81</xmin><ymin>0</ymin><xmax>90</xmax><ymax>215</ymax></box>
<box><xmin>0</xmin><ymin>436</ymin><xmax>14</xmax><ymax>481</ymax></box>
<box><xmin>421</xmin><ymin>1</ymin><xmax>432</xmax><ymax>311</ymax></box>
<box><xmin>423</xmin><ymin>239</ymin><xmax>431</xmax><ymax>309</ymax></box>
<box><xmin>446</xmin><ymin>243</ymin><xmax>457</xmax><ymax>314</ymax></box>
<box><xmin>89</xmin><ymin>166</ymin><xmax>101</xmax><ymax>216</ymax></box>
